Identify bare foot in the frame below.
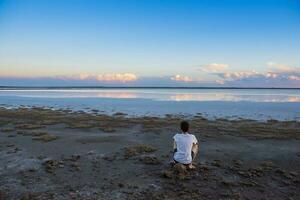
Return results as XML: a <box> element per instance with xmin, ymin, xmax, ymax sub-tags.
<box><xmin>187</xmin><ymin>163</ymin><xmax>196</xmax><ymax>169</ymax></box>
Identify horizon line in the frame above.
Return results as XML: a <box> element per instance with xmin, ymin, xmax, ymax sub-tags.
<box><xmin>1</xmin><ymin>86</ymin><xmax>300</xmax><ymax>90</ymax></box>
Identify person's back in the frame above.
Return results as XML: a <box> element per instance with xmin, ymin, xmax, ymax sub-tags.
<box><xmin>173</xmin><ymin>121</ymin><xmax>198</xmax><ymax>168</ymax></box>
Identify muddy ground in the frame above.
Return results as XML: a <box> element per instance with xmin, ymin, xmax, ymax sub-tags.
<box><xmin>0</xmin><ymin>107</ymin><xmax>299</xmax><ymax>200</ymax></box>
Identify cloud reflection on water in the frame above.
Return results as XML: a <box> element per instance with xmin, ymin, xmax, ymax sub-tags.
<box><xmin>0</xmin><ymin>89</ymin><xmax>300</xmax><ymax>103</ymax></box>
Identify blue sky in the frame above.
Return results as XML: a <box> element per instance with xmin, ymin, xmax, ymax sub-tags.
<box><xmin>0</xmin><ymin>0</ymin><xmax>300</xmax><ymax>87</ymax></box>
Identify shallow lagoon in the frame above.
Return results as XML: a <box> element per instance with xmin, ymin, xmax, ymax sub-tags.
<box><xmin>1</xmin><ymin>88</ymin><xmax>300</xmax><ymax>120</ymax></box>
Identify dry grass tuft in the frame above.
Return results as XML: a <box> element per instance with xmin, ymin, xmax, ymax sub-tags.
<box><xmin>40</xmin><ymin>119</ymin><xmax>61</xmax><ymax>125</ymax></box>
<box><xmin>16</xmin><ymin>124</ymin><xmax>45</xmax><ymax>130</ymax></box>
<box><xmin>139</xmin><ymin>155</ymin><xmax>160</xmax><ymax>165</ymax></box>
<box><xmin>17</xmin><ymin>131</ymin><xmax>48</xmax><ymax>137</ymax></box>
<box><xmin>33</xmin><ymin>134</ymin><xmax>59</xmax><ymax>142</ymax></box>
<box><xmin>162</xmin><ymin>163</ymin><xmax>189</xmax><ymax>180</ymax></box>
<box><xmin>1</xmin><ymin>127</ymin><xmax>14</xmax><ymax>132</ymax></box>
<box><xmin>124</xmin><ymin>144</ymin><xmax>157</xmax><ymax>159</ymax></box>
<box><xmin>68</xmin><ymin>123</ymin><xmax>96</xmax><ymax>129</ymax></box>
<box><xmin>99</xmin><ymin>126</ymin><xmax>116</xmax><ymax>133</ymax></box>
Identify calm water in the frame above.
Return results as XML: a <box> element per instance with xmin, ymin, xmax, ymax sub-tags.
<box><xmin>0</xmin><ymin>88</ymin><xmax>300</xmax><ymax>102</ymax></box>
<box><xmin>1</xmin><ymin>88</ymin><xmax>300</xmax><ymax>120</ymax></box>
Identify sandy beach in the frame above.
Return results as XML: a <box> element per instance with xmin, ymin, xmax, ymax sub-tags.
<box><xmin>0</xmin><ymin>107</ymin><xmax>299</xmax><ymax>199</ymax></box>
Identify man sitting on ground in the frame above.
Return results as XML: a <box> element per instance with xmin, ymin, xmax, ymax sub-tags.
<box><xmin>173</xmin><ymin>121</ymin><xmax>198</xmax><ymax>169</ymax></box>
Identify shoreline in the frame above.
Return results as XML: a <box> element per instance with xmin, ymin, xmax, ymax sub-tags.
<box><xmin>0</xmin><ymin>106</ymin><xmax>300</xmax><ymax>139</ymax></box>
<box><xmin>1</xmin><ymin>96</ymin><xmax>300</xmax><ymax>121</ymax></box>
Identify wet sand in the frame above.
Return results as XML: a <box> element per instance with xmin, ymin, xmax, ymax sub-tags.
<box><xmin>0</xmin><ymin>107</ymin><xmax>299</xmax><ymax>199</ymax></box>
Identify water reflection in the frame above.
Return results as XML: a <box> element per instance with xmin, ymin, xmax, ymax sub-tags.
<box><xmin>96</xmin><ymin>92</ymin><xmax>137</xmax><ymax>99</ymax></box>
<box><xmin>287</xmin><ymin>97</ymin><xmax>300</xmax><ymax>102</ymax></box>
<box><xmin>169</xmin><ymin>93</ymin><xmax>300</xmax><ymax>102</ymax></box>
<box><xmin>0</xmin><ymin>89</ymin><xmax>300</xmax><ymax>102</ymax></box>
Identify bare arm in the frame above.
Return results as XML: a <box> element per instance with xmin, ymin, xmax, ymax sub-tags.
<box><xmin>173</xmin><ymin>140</ymin><xmax>177</xmax><ymax>153</ymax></box>
<box><xmin>192</xmin><ymin>143</ymin><xmax>198</xmax><ymax>161</ymax></box>
<box><xmin>192</xmin><ymin>143</ymin><xmax>198</xmax><ymax>153</ymax></box>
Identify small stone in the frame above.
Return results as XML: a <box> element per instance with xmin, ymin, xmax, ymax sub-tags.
<box><xmin>87</xmin><ymin>150</ymin><xmax>95</xmax><ymax>155</ymax></box>
<box><xmin>233</xmin><ymin>159</ymin><xmax>243</xmax><ymax>167</ymax></box>
<box><xmin>290</xmin><ymin>171</ymin><xmax>298</xmax><ymax>177</ymax></box>
<box><xmin>103</xmin><ymin>155</ymin><xmax>116</xmax><ymax>162</ymax></box>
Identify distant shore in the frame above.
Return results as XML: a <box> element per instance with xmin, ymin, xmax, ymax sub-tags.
<box><xmin>1</xmin><ymin>86</ymin><xmax>300</xmax><ymax>90</ymax></box>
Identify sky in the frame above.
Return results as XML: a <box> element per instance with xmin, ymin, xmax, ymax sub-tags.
<box><xmin>0</xmin><ymin>0</ymin><xmax>300</xmax><ymax>87</ymax></box>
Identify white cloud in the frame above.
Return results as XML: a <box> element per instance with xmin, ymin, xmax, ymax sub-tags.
<box><xmin>265</xmin><ymin>72</ymin><xmax>278</xmax><ymax>78</ymax></box>
<box><xmin>215</xmin><ymin>80</ymin><xmax>225</xmax><ymax>85</ymax></box>
<box><xmin>170</xmin><ymin>75</ymin><xmax>193</xmax><ymax>82</ymax></box>
<box><xmin>200</xmin><ymin>63</ymin><xmax>229</xmax><ymax>73</ymax></box>
<box><xmin>267</xmin><ymin>62</ymin><xmax>300</xmax><ymax>73</ymax></box>
<box><xmin>61</xmin><ymin>73</ymin><xmax>138</xmax><ymax>83</ymax></box>
<box><xmin>78</xmin><ymin>73</ymin><xmax>91</xmax><ymax>80</ymax></box>
<box><xmin>288</xmin><ymin>75</ymin><xmax>300</xmax><ymax>81</ymax></box>
<box><xmin>213</xmin><ymin>62</ymin><xmax>300</xmax><ymax>87</ymax></box>
<box><xmin>2</xmin><ymin>62</ymin><xmax>299</xmax><ymax>87</ymax></box>
<box><xmin>221</xmin><ymin>71</ymin><xmax>260</xmax><ymax>80</ymax></box>
<box><xmin>96</xmin><ymin>73</ymin><xmax>137</xmax><ymax>82</ymax></box>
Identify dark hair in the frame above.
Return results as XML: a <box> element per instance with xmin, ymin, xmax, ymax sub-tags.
<box><xmin>180</xmin><ymin>121</ymin><xmax>189</xmax><ymax>133</ymax></box>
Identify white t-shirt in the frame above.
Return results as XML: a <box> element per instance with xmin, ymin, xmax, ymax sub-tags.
<box><xmin>173</xmin><ymin>133</ymin><xmax>198</xmax><ymax>164</ymax></box>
